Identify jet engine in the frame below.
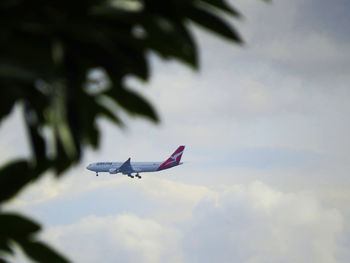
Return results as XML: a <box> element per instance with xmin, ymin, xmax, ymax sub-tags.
<box><xmin>109</xmin><ymin>168</ymin><xmax>119</xmax><ymax>174</ymax></box>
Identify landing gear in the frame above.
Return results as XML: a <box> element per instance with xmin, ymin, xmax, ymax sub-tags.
<box><xmin>127</xmin><ymin>174</ymin><xmax>134</xmax><ymax>178</ymax></box>
<box><xmin>135</xmin><ymin>173</ymin><xmax>142</xmax><ymax>179</ymax></box>
<box><xmin>96</xmin><ymin>172</ymin><xmax>99</xmax><ymax>176</ymax></box>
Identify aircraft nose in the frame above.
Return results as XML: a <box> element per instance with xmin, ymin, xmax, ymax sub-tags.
<box><xmin>86</xmin><ymin>164</ymin><xmax>92</xmax><ymax>170</ymax></box>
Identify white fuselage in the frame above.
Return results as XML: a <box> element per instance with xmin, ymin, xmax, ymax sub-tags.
<box><xmin>87</xmin><ymin>162</ymin><xmax>176</xmax><ymax>173</ymax></box>
<box><xmin>86</xmin><ymin>145</ymin><xmax>185</xmax><ymax>178</ymax></box>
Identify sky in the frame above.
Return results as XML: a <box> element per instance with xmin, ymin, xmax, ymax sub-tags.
<box><xmin>1</xmin><ymin>0</ymin><xmax>350</xmax><ymax>262</ymax></box>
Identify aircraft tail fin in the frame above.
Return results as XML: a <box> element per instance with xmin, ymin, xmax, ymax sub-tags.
<box><xmin>158</xmin><ymin>146</ymin><xmax>185</xmax><ymax>171</ymax></box>
<box><xmin>170</xmin><ymin>145</ymin><xmax>185</xmax><ymax>162</ymax></box>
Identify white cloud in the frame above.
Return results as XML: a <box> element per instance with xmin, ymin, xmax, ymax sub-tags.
<box><xmin>182</xmin><ymin>181</ymin><xmax>344</xmax><ymax>263</ymax></box>
<box><xmin>43</xmin><ymin>214</ymin><xmax>182</xmax><ymax>263</ymax></box>
<box><xmin>28</xmin><ymin>180</ymin><xmax>345</xmax><ymax>263</ymax></box>
<box><xmin>5</xmin><ymin>172</ymin><xmax>127</xmax><ymax>209</ymax></box>
<box><xmin>5</xmin><ymin>172</ymin><xmax>216</xmax><ymax>223</ymax></box>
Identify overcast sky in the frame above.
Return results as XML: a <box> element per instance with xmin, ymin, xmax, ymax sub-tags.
<box><xmin>1</xmin><ymin>0</ymin><xmax>350</xmax><ymax>262</ymax></box>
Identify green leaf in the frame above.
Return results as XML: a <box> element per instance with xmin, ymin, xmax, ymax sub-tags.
<box><xmin>0</xmin><ymin>83</ymin><xmax>27</xmax><ymax>123</ymax></box>
<box><xmin>0</xmin><ymin>239</ymin><xmax>13</xmax><ymax>255</ymax></box>
<box><xmin>199</xmin><ymin>0</ymin><xmax>241</xmax><ymax>16</ymax></box>
<box><xmin>0</xmin><ymin>160</ymin><xmax>33</xmax><ymax>203</ymax></box>
<box><xmin>96</xmin><ymin>98</ymin><xmax>124</xmax><ymax>127</ymax></box>
<box><xmin>106</xmin><ymin>84</ymin><xmax>158</xmax><ymax>122</ymax></box>
<box><xmin>64</xmin><ymin>24</ymin><xmax>149</xmax><ymax>80</ymax></box>
<box><xmin>0</xmin><ymin>81</ymin><xmax>48</xmax><ymax>124</ymax></box>
<box><xmin>0</xmin><ymin>158</ymin><xmax>48</xmax><ymax>203</ymax></box>
<box><xmin>0</xmin><ymin>84</ymin><xmax>17</xmax><ymax>123</ymax></box>
<box><xmin>186</xmin><ymin>5</ymin><xmax>242</xmax><ymax>42</ymax></box>
<box><xmin>0</xmin><ymin>35</ymin><xmax>54</xmax><ymax>80</ymax></box>
<box><xmin>16</xmin><ymin>240</ymin><xmax>70</xmax><ymax>263</ymax></box>
<box><xmin>52</xmin><ymin>138</ymin><xmax>75</xmax><ymax>176</ymax></box>
<box><xmin>24</xmin><ymin>104</ymin><xmax>47</xmax><ymax>163</ymax></box>
<box><xmin>0</xmin><ymin>213</ymin><xmax>40</xmax><ymax>239</ymax></box>
<box><xmin>0</xmin><ymin>63</ymin><xmax>40</xmax><ymax>83</ymax></box>
<box><xmin>0</xmin><ymin>0</ymin><xmax>22</xmax><ymax>9</ymax></box>
<box><xmin>141</xmin><ymin>15</ymin><xmax>198</xmax><ymax>68</ymax></box>
<box><xmin>72</xmin><ymin>94</ymin><xmax>101</xmax><ymax>149</ymax></box>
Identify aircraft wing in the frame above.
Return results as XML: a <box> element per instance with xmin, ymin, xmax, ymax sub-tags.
<box><xmin>118</xmin><ymin>158</ymin><xmax>134</xmax><ymax>174</ymax></box>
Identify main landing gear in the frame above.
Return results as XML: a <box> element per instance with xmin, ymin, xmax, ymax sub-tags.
<box><xmin>96</xmin><ymin>172</ymin><xmax>99</xmax><ymax>176</ymax></box>
<box><xmin>127</xmin><ymin>173</ymin><xmax>141</xmax><ymax>179</ymax></box>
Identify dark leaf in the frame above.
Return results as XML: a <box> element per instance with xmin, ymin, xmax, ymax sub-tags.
<box><xmin>199</xmin><ymin>0</ymin><xmax>242</xmax><ymax>16</ymax></box>
<box><xmin>0</xmin><ymin>160</ymin><xmax>34</xmax><ymax>203</ymax></box>
<box><xmin>185</xmin><ymin>5</ymin><xmax>242</xmax><ymax>42</ymax></box>
<box><xmin>0</xmin><ymin>36</ymin><xmax>54</xmax><ymax>80</ymax></box>
<box><xmin>85</xmin><ymin>122</ymin><xmax>100</xmax><ymax>149</ymax></box>
<box><xmin>0</xmin><ymin>84</ymin><xmax>17</xmax><ymax>123</ymax></box>
<box><xmin>24</xmin><ymin>104</ymin><xmax>47</xmax><ymax>163</ymax></box>
<box><xmin>142</xmin><ymin>15</ymin><xmax>198</xmax><ymax>68</ymax></box>
<box><xmin>0</xmin><ymin>63</ymin><xmax>39</xmax><ymax>83</ymax></box>
<box><xmin>74</xmin><ymin>94</ymin><xmax>101</xmax><ymax>149</ymax></box>
<box><xmin>0</xmin><ymin>239</ymin><xmax>13</xmax><ymax>255</ymax></box>
<box><xmin>96</xmin><ymin>99</ymin><xmax>124</xmax><ymax>127</ymax></box>
<box><xmin>64</xmin><ymin>27</ymin><xmax>149</xmax><ymax>81</ymax></box>
<box><xmin>0</xmin><ymin>83</ymin><xmax>28</xmax><ymax>123</ymax></box>
<box><xmin>0</xmin><ymin>213</ymin><xmax>40</xmax><ymax>239</ymax></box>
<box><xmin>0</xmin><ymin>81</ymin><xmax>48</xmax><ymax>124</ymax></box>
<box><xmin>106</xmin><ymin>84</ymin><xmax>158</xmax><ymax>122</ymax></box>
<box><xmin>53</xmin><ymin>138</ymin><xmax>75</xmax><ymax>177</ymax></box>
<box><xmin>17</xmin><ymin>240</ymin><xmax>70</xmax><ymax>263</ymax></box>
<box><xmin>0</xmin><ymin>0</ymin><xmax>22</xmax><ymax>9</ymax></box>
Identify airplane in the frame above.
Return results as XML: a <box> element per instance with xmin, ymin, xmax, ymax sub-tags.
<box><xmin>86</xmin><ymin>146</ymin><xmax>185</xmax><ymax>179</ymax></box>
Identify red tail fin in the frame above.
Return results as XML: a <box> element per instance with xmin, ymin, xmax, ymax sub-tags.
<box><xmin>158</xmin><ymin>146</ymin><xmax>185</xmax><ymax>171</ymax></box>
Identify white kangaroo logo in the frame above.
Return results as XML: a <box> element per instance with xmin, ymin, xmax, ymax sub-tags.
<box><xmin>161</xmin><ymin>149</ymin><xmax>183</xmax><ymax>168</ymax></box>
<box><xmin>170</xmin><ymin>151</ymin><xmax>183</xmax><ymax>162</ymax></box>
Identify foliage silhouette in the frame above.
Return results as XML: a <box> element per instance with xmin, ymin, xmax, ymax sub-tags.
<box><xmin>0</xmin><ymin>0</ymin><xmax>248</xmax><ymax>261</ymax></box>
